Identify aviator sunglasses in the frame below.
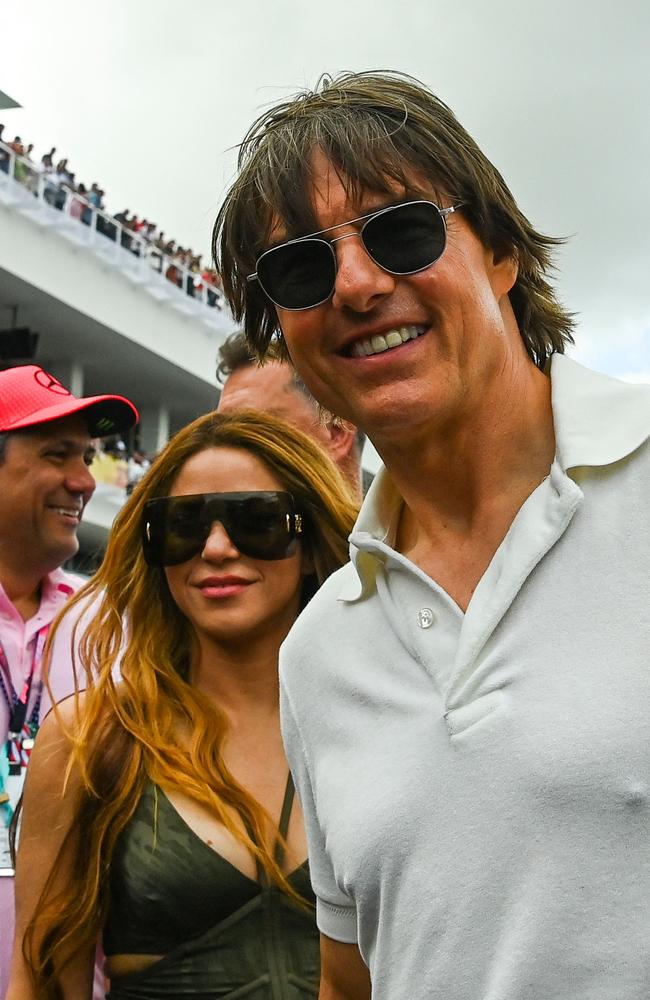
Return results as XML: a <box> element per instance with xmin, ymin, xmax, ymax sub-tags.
<box><xmin>142</xmin><ymin>491</ymin><xmax>304</xmax><ymax>567</ymax></box>
<box><xmin>247</xmin><ymin>199</ymin><xmax>463</xmax><ymax>311</ymax></box>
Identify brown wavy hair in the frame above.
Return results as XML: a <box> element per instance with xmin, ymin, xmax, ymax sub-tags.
<box><xmin>213</xmin><ymin>70</ymin><xmax>574</xmax><ymax>369</ymax></box>
<box><xmin>23</xmin><ymin>409</ymin><xmax>358</xmax><ymax>996</ymax></box>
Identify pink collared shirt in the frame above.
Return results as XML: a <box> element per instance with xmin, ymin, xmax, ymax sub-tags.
<box><xmin>0</xmin><ymin>567</ymin><xmax>90</xmax><ymax>998</ymax></box>
<box><xmin>0</xmin><ymin>568</ymin><xmax>85</xmax><ymax>743</ymax></box>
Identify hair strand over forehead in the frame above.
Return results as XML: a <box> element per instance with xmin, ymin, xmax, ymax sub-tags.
<box><xmin>213</xmin><ymin>70</ymin><xmax>574</xmax><ymax>368</ymax></box>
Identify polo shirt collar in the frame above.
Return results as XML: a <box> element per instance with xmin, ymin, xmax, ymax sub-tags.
<box><xmin>39</xmin><ymin>567</ymin><xmax>77</xmax><ymax>614</ymax></box>
<box><xmin>550</xmin><ymin>353</ymin><xmax>650</xmax><ymax>471</ymax></box>
<box><xmin>0</xmin><ymin>568</ymin><xmax>77</xmax><ymax>622</ymax></box>
<box><xmin>340</xmin><ymin>355</ymin><xmax>650</xmax><ymax>602</ymax></box>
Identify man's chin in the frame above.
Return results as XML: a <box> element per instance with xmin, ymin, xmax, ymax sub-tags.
<box><xmin>45</xmin><ymin>534</ymin><xmax>81</xmax><ymax>571</ymax></box>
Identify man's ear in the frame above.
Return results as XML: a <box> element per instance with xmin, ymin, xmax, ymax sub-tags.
<box><xmin>325</xmin><ymin>419</ymin><xmax>357</xmax><ymax>464</ymax></box>
<box><xmin>490</xmin><ymin>249</ymin><xmax>518</xmax><ymax>298</ymax></box>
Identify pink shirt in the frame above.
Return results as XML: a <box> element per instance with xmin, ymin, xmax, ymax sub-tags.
<box><xmin>0</xmin><ymin>567</ymin><xmax>93</xmax><ymax>997</ymax></box>
<box><xmin>0</xmin><ymin>568</ymin><xmax>85</xmax><ymax>743</ymax></box>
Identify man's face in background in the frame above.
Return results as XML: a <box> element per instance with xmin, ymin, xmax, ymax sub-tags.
<box><xmin>217</xmin><ymin>359</ymin><xmax>334</xmax><ymax>452</ymax></box>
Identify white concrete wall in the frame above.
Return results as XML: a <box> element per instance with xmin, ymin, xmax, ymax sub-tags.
<box><xmin>0</xmin><ymin>188</ymin><xmax>236</xmax><ymax>381</ymax></box>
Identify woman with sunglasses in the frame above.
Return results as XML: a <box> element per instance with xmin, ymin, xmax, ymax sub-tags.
<box><xmin>8</xmin><ymin>410</ymin><xmax>358</xmax><ymax>1000</ymax></box>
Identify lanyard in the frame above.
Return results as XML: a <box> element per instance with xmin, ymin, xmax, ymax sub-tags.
<box><xmin>0</xmin><ymin>625</ymin><xmax>50</xmax><ymax>739</ymax></box>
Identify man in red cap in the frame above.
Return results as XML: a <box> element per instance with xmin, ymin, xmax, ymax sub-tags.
<box><xmin>0</xmin><ymin>365</ymin><xmax>138</xmax><ymax>996</ymax></box>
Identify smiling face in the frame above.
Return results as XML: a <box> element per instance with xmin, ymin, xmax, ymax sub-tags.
<box><xmin>163</xmin><ymin>446</ymin><xmax>307</xmax><ymax>651</ymax></box>
<box><xmin>274</xmin><ymin>150</ymin><xmax>521</xmax><ymax>446</ymax></box>
<box><xmin>0</xmin><ymin>414</ymin><xmax>96</xmax><ymax>576</ymax></box>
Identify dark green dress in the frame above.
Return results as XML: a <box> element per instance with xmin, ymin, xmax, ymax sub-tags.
<box><xmin>104</xmin><ymin>776</ymin><xmax>319</xmax><ymax>999</ymax></box>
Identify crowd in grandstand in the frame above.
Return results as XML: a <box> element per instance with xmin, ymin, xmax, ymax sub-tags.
<box><xmin>0</xmin><ymin>123</ymin><xmax>224</xmax><ymax>306</ymax></box>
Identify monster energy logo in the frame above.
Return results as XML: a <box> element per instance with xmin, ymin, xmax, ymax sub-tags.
<box><xmin>94</xmin><ymin>417</ymin><xmax>116</xmax><ymax>432</ymax></box>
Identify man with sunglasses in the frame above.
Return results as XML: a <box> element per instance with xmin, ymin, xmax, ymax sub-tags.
<box><xmin>214</xmin><ymin>72</ymin><xmax>650</xmax><ymax>1000</ymax></box>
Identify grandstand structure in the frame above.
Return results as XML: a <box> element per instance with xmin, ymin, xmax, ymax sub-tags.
<box><xmin>0</xmin><ymin>138</ymin><xmax>237</xmax><ymax>564</ymax></box>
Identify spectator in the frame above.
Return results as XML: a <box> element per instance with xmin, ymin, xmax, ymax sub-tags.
<box><xmin>150</xmin><ymin>230</ymin><xmax>166</xmax><ymax>272</ymax></box>
<box><xmin>46</xmin><ymin>159</ymin><xmax>73</xmax><ymax>211</ymax></box>
<box><xmin>201</xmin><ymin>267</ymin><xmax>223</xmax><ymax>307</ymax></box>
<box><xmin>10</xmin><ymin>139</ymin><xmax>29</xmax><ymax>186</ymax></box>
<box><xmin>88</xmin><ymin>182</ymin><xmax>102</xmax><ymax>209</ymax></box>
<box><xmin>0</xmin><ymin>364</ymin><xmax>138</xmax><ymax>999</ymax></box>
<box><xmin>0</xmin><ymin>124</ymin><xmax>8</xmax><ymax>174</ymax></box>
<box><xmin>165</xmin><ymin>259</ymin><xmax>181</xmax><ymax>287</ymax></box>
<box><xmin>113</xmin><ymin>208</ymin><xmax>132</xmax><ymax>250</ymax></box>
<box><xmin>2</xmin><ymin>131</ymin><xmax>224</xmax><ymax>309</ymax></box>
<box><xmin>68</xmin><ymin>182</ymin><xmax>88</xmax><ymax>220</ymax></box>
<box><xmin>7</xmin><ymin>410</ymin><xmax>357</xmax><ymax>999</ymax></box>
<box><xmin>125</xmin><ymin>448</ymin><xmax>150</xmax><ymax>495</ymax></box>
<box><xmin>217</xmin><ymin>330</ymin><xmax>366</xmax><ymax>499</ymax></box>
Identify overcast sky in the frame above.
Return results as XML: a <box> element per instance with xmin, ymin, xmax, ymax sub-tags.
<box><xmin>1</xmin><ymin>0</ymin><xmax>648</xmax><ymax>382</ymax></box>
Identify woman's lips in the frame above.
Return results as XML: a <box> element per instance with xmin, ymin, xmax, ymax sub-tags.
<box><xmin>196</xmin><ymin>577</ymin><xmax>253</xmax><ymax>599</ymax></box>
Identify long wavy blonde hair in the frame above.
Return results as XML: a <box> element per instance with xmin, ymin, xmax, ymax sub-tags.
<box><xmin>24</xmin><ymin>409</ymin><xmax>358</xmax><ymax>996</ymax></box>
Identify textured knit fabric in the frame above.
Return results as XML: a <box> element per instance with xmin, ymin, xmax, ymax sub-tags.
<box><xmin>280</xmin><ymin>356</ymin><xmax>650</xmax><ymax>1000</ymax></box>
<box><xmin>104</xmin><ymin>784</ymin><xmax>319</xmax><ymax>999</ymax></box>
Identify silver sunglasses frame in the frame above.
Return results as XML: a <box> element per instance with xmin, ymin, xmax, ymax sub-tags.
<box><xmin>246</xmin><ymin>200</ymin><xmax>463</xmax><ymax>311</ymax></box>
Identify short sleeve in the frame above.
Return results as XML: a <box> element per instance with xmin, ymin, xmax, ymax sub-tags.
<box><xmin>279</xmin><ymin>671</ymin><xmax>358</xmax><ymax>944</ymax></box>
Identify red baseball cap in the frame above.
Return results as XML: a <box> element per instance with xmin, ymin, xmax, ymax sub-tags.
<box><xmin>0</xmin><ymin>365</ymin><xmax>139</xmax><ymax>436</ymax></box>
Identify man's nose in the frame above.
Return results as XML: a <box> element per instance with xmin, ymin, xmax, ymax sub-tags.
<box><xmin>66</xmin><ymin>460</ymin><xmax>96</xmax><ymax>501</ymax></box>
<box><xmin>201</xmin><ymin>521</ymin><xmax>240</xmax><ymax>561</ymax></box>
<box><xmin>330</xmin><ymin>233</ymin><xmax>396</xmax><ymax>312</ymax></box>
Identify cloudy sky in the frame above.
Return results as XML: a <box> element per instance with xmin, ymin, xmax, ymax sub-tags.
<box><xmin>1</xmin><ymin>0</ymin><xmax>648</xmax><ymax>381</ymax></box>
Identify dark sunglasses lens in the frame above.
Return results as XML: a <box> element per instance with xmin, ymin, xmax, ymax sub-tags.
<box><xmin>143</xmin><ymin>493</ymin><xmax>299</xmax><ymax>566</ymax></box>
<box><xmin>363</xmin><ymin>202</ymin><xmax>446</xmax><ymax>274</ymax></box>
<box><xmin>225</xmin><ymin>494</ymin><xmax>297</xmax><ymax>559</ymax></box>
<box><xmin>257</xmin><ymin>239</ymin><xmax>335</xmax><ymax>310</ymax></box>
<box><xmin>143</xmin><ymin>497</ymin><xmax>207</xmax><ymax>566</ymax></box>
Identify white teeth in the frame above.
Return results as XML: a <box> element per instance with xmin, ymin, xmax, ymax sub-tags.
<box><xmin>52</xmin><ymin>507</ymin><xmax>80</xmax><ymax>518</ymax></box>
<box><xmin>352</xmin><ymin>325</ymin><xmax>425</xmax><ymax>358</ymax></box>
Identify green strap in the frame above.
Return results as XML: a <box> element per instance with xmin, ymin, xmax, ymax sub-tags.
<box><xmin>272</xmin><ymin>771</ymin><xmax>295</xmax><ymax>868</ymax></box>
<box><xmin>278</xmin><ymin>771</ymin><xmax>295</xmax><ymax>842</ymax></box>
<box><xmin>250</xmin><ymin>771</ymin><xmax>295</xmax><ymax>881</ymax></box>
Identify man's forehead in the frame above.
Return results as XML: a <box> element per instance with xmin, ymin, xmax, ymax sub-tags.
<box><xmin>268</xmin><ymin>152</ymin><xmax>444</xmax><ymax>245</ymax></box>
<box><xmin>225</xmin><ymin>361</ymin><xmax>296</xmax><ymax>396</ymax></box>
<box><xmin>23</xmin><ymin>413</ymin><xmax>94</xmax><ymax>444</ymax></box>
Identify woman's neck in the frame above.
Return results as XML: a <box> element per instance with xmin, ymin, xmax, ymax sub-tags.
<box><xmin>189</xmin><ymin>632</ymin><xmax>283</xmax><ymax>718</ymax></box>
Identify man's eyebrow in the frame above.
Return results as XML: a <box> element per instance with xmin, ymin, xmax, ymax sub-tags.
<box><xmin>40</xmin><ymin>437</ymin><xmax>95</xmax><ymax>453</ymax></box>
<box><xmin>266</xmin><ymin>195</ymin><xmax>415</xmax><ymax>250</ymax></box>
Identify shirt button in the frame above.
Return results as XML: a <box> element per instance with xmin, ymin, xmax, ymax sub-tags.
<box><xmin>417</xmin><ymin>608</ymin><xmax>434</xmax><ymax>629</ymax></box>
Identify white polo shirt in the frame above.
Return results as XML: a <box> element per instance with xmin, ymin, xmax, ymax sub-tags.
<box><xmin>280</xmin><ymin>356</ymin><xmax>650</xmax><ymax>1000</ymax></box>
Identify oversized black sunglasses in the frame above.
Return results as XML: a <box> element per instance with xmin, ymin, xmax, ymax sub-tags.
<box><xmin>247</xmin><ymin>199</ymin><xmax>463</xmax><ymax>311</ymax></box>
<box><xmin>142</xmin><ymin>491</ymin><xmax>303</xmax><ymax>567</ymax></box>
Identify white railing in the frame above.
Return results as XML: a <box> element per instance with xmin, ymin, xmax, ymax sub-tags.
<box><xmin>0</xmin><ymin>139</ymin><xmax>225</xmax><ymax>315</ymax></box>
